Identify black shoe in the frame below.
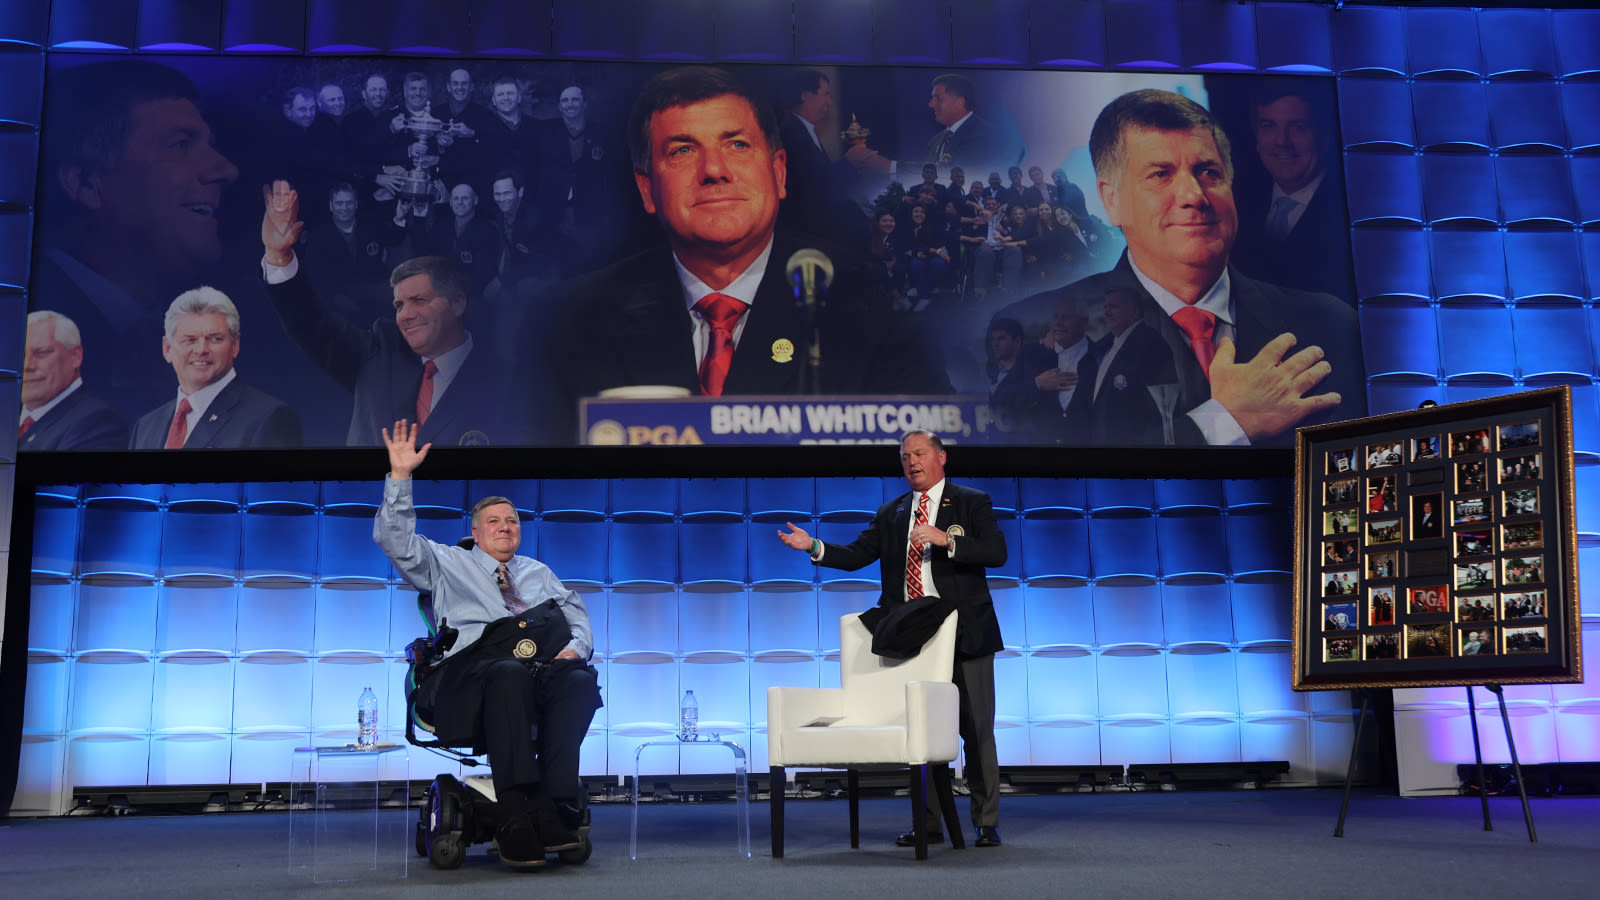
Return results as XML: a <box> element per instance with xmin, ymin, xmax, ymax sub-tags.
<box><xmin>529</xmin><ymin>791</ymin><xmax>582</xmax><ymax>852</ymax></box>
<box><xmin>894</xmin><ymin>829</ymin><xmax>945</xmax><ymax>847</ymax></box>
<box><xmin>975</xmin><ymin>826</ymin><xmax>1002</xmax><ymax>847</ymax></box>
<box><xmin>493</xmin><ymin>814</ymin><xmax>547</xmax><ymax>868</ymax></box>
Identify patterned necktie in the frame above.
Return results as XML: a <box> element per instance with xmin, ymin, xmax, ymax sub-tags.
<box><xmin>904</xmin><ymin>492</ymin><xmax>930</xmax><ymax>600</ymax></box>
<box><xmin>495</xmin><ymin>562</ymin><xmax>526</xmax><ymax>614</ymax></box>
<box><xmin>934</xmin><ymin>129</ymin><xmax>952</xmax><ymax>161</ymax></box>
<box><xmin>416</xmin><ymin>359</ymin><xmax>438</xmax><ymax>425</ymax></box>
<box><xmin>19</xmin><ymin>416</ymin><xmax>34</xmax><ymax>437</ymax></box>
<box><xmin>693</xmin><ymin>292</ymin><xmax>747</xmax><ymax>397</ymax></box>
<box><xmin>1171</xmin><ymin>306</ymin><xmax>1218</xmax><ymax>378</ymax></box>
<box><xmin>1267</xmin><ymin>195</ymin><xmax>1298</xmax><ymax>242</ymax></box>
<box><xmin>165</xmin><ymin>398</ymin><xmax>193</xmax><ymax>450</ymax></box>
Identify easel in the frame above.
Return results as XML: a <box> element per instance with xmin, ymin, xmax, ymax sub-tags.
<box><xmin>1333</xmin><ymin>683</ymin><xmax>1536</xmax><ymax>842</ymax></box>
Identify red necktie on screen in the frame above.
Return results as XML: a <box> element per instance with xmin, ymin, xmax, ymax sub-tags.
<box><xmin>416</xmin><ymin>360</ymin><xmax>438</xmax><ymax>425</ymax></box>
<box><xmin>694</xmin><ymin>293</ymin><xmax>747</xmax><ymax>397</ymax></box>
<box><xmin>495</xmin><ymin>563</ymin><xmax>526</xmax><ymax>615</ymax></box>
<box><xmin>19</xmin><ymin>416</ymin><xmax>33</xmax><ymax>437</ymax></box>
<box><xmin>164</xmin><ymin>398</ymin><xmax>192</xmax><ymax>450</ymax></box>
<box><xmin>1171</xmin><ymin>306</ymin><xmax>1217</xmax><ymax>378</ymax></box>
<box><xmin>904</xmin><ymin>492</ymin><xmax>930</xmax><ymax>600</ymax></box>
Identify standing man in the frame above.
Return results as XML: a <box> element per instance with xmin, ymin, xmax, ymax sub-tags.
<box><xmin>846</xmin><ymin>73</ymin><xmax>1024</xmax><ymax>177</ymax></box>
<box><xmin>532</xmin><ymin>66</ymin><xmax>951</xmax><ymax>442</ymax></box>
<box><xmin>777</xmin><ymin>430</ymin><xmax>1006</xmax><ymax>849</ymax></box>
<box><xmin>1063</xmin><ymin>288</ymin><xmax>1179</xmax><ymax>446</ymax></box>
<box><xmin>18</xmin><ymin>311</ymin><xmax>128</xmax><ymax>451</ymax></box>
<box><xmin>130</xmin><ymin>287</ymin><xmax>302</xmax><ymax>449</ymax></box>
<box><xmin>985</xmin><ymin>317</ymin><xmax>1056</xmax><ymax>440</ymax></box>
<box><xmin>777</xmin><ymin>69</ymin><xmax>857</xmax><ymax>237</ymax></box>
<box><xmin>376</xmin><ymin>419</ymin><xmax>600</xmax><ymax>868</ymax></box>
<box><xmin>260</xmin><ymin>179</ymin><xmax>538</xmax><ymax>446</ymax></box>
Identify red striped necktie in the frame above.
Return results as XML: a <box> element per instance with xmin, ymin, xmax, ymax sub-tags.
<box><xmin>693</xmin><ymin>292</ymin><xmax>747</xmax><ymax>397</ymax></box>
<box><xmin>905</xmin><ymin>492</ymin><xmax>930</xmax><ymax>600</ymax></box>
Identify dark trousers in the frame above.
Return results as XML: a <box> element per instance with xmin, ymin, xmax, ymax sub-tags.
<box><xmin>922</xmin><ymin>653</ymin><xmax>998</xmax><ymax>829</ymax></box>
<box><xmin>448</xmin><ymin>658</ymin><xmax>601</xmax><ymax>801</ymax></box>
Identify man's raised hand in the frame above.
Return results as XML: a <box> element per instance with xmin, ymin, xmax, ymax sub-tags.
<box><xmin>261</xmin><ymin>180</ymin><xmax>303</xmax><ymax>267</ymax></box>
<box><xmin>382</xmin><ymin>419</ymin><xmax>431</xmax><ymax>480</ymax></box>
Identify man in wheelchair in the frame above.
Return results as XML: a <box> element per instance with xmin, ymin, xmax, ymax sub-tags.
<box><xmin>376</xmin><ymin>419</ymin><xmax>602</xmax><ymax>869</ymax></box>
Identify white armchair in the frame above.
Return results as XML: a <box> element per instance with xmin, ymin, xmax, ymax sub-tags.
<box><xmin>766</xmin><ymin>610</ymin><xmax>964</xmax><ymax>860</ymax></box>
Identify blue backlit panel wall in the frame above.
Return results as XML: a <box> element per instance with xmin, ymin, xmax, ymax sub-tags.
<box><xmin>8</xmin><ymin>1</ymin><xmax>1600</xmax><ymax>811</ymax></box>
<box><xmin>18</xmin><ymin>475</ymin><xmax>1345</xmax><ymax>811</ymax></box>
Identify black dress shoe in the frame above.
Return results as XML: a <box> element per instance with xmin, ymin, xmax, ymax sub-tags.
<box><xmin>894</xmin><ymin>829</ymin><xmax>945</xmax><ymax>847</ymax></box>
<box><xmin>974</xmin><ymin>826</ymin><xmax>1002</xmax><ymax>847</ymax></box>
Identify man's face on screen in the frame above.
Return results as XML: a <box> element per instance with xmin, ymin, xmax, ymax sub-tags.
<box><xmin>634</xmin><ymin>94</ymin><xmax>786</xmax><ymax>262</ymax></box>
<box><xmin>471</xmin><ymin>502</ymin><xmax>522</xmax><ymax>562</ymax></box>
<box><xmin>1255</xmin><ymin>94</ymin><xmax>1322</xmax><ymax>195</ymax></box>
<box><xmin>318</xmin><ymin>85</ymin><xmax>345</xmax><ymax>117</ymax></box>
<box><xmin>392</xmin><ymin>273</ymin><xmax>466</xmax><ymax>359</ymax></box>
<box><xmin>79</xmin><ymin>98</ymin><xmax>240</xmax><ymax>279</ymax></box>
<box><xmin>22</xmin><ymin>319</ymin><xmax>82</xmax><ymax>409</ymax></box>
<box><xmin>162</xmin><ymin>311</ymin><xmax>239</xmax><ymax>394</ymax></box>
<box><xmin>1098</xmin><ymin>124</ymin><xmax>1237</xmax><ymax>290</ymax></box>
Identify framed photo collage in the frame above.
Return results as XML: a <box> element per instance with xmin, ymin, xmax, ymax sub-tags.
<box><xmin>1293</xmin><ymin>387</ymin><xmax>1581</xmax><ymax>690</ymax></box>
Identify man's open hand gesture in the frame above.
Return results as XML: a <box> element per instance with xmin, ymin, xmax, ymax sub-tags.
<box><xmin>383</xmin><ymin>419</ymin><xmax>431</xmax><ymax>481</ymax></box>
<box><xmin>262</xmin><ymin>180</ymin><xmax>303</xmax><ymax>267</ymax></box>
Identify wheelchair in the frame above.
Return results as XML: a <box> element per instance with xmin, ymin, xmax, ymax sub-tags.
<box><xmin>404</xmin><ymin>576</ymin><xmax>593</xmax><ymax>870</ymax></box>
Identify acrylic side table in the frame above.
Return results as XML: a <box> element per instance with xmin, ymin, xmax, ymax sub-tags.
<box><xmin>288</xmin><ymin>744</ymin><xmax>411</xmax><ymax>883</ymax></box>
<box><xmin>631</xmin><ymin>737</ymin><xmax>751</xmax><ymax>860</ymax></box>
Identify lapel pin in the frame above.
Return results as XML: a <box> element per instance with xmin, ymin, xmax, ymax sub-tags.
<box><xmin>771</xmin><ymin>338</ymin><xmax>794</xmax><ymax>363</ymax></box>
<box><xmin>1113</xmin><ymin>374</ymin><xmax>1128</xmax><ymax>390</ymax></box>
<box><xmin>947</xmin><ymin>524</ymin><xmax>965</xmax><ymax>537</ymax></box>
<box><xmin>209</xmin><ymin>414</ymin><xmax>219</xmax><ymax>422</ymax></box>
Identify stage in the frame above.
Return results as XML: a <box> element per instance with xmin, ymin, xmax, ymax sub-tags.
<box><xmin>4</xmin><ymin>789</ymin><xmax>1597</xmax><ymax>899</ymax></box>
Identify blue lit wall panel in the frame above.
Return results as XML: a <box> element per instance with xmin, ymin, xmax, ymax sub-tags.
<box><xmin>1230</xmin><ymin>579</ymin><xmax>1292</xmax><ymax>644</ymax></box>
<box><xmin>611</xmin><ymin>478</ymin><xmax>676</xmax><ymax>515</ymax></box>
<box><xmin>712</xmin><ymin>0</ymin><xmax>791</xmax><ymax>61</ymax></box>
<box><xmin>240</xmin><ymin>512</ymin><xmax>317</xmax><ymax>580</ymax></box>
<box><xmin>748</xmin><ymin>478</ymin><xmax>814</xmax><ymax>516</ymax></box>
<box><xmin>1480</xmin><ymin>9</ymin><xmax>1558</xmax><ymax>77</ymax></box>
<box><xmin>148</xmin><ymin>735</ymin><xmax>230</xmax><ymax>786</ymax></box>
<box><xmin>1088</xmin><ymin>517</ymin><xmax>1158</xmax><ymax>578</ymax></box>
<box><xmin>1222</xmin><ymin>478</ymin><xmax>1289</xmax><ymax>510</ymax></box>
<box><xmin>386</xmin><ymin>586</ymin><xmax>426</xmax><ymax>656</ymax></box>
<box><xmin>1162</xmin><ymin>582</ymin><xmax>1233</xmax><ymax>646</ymax></box>
<box><xmin>874</xmin><ymin>0</ymin><xmax>951</xmax><ymax>65</ymax></box>
<box><xmin>79</xmin><ymin>508</ymin><xmax>161</xmax><ymax>578</ymax></box>
<box><xmin>992</xmin><ymin>583</ymin><xmax>1027</xmax><ymax>651</ymax></box>
<box><xmin>1421</xmin><ymin>154</ymin><xmax>1498</xmax><ymax>225</ymax></box>
<box><xmin>160</xmin><ymin>510</ymin><xmax>241</xmax><ymax>577</ymax></box>
<box><xmin>604</xmin><ymin>657</ymin><xmax>679</xmax><ymax>732</ymax></box>
<box><xmin>22</xmin><ymin>658</ymin><xmax>68</xmax><ymax>734</ymax></box>
<box><xmin>76</xmin><ymin>583</ymin><xmax>156</xmax><ymax>655</ymax></box>
<box><xmin>1512</xmin><ymin>305</ymin><xmax>1593</xmax><ymax>383</ymax></box>
<box><xmin>27</xmin><ymin>580</ymin><xmax>73</xmax><ymax>652</ymax></box>
<box><xmin>749</xmin><ymin>587</ymin><xmax>820</xmax><ymax>654</ymax></box>
<box><xmin>1104</xmin><ymin>0</ymin><xmax>1180</xmax><ymax>69</ymax></box>
<box><xmin>1553</xmin><ymin>9</ymin><xmax>1600</xmax><ymax>77</ymax></box>
<box><xmin>1505</xmin><ymin>232</ymin><xmax>1586</xmax><ymax>303</ymax></box>
<box><xmin>465</xmin><ymin>0</ymin><xmax>551</xmax><ymax>56</ymax></box>
<box><xmin>1438</xmin><ymin>306</ymin><xmax>1516</xmax><ymax>381</ymax></box>
<box><xmin>680</xmin><ymin>478</ymin><xmax>745</xmax><ymax>516</ymax></box>
<box><xmin>1100</xmin><ymin>719</ymin><xmax>1170</xmax><ymax>765</ymax></box>
<box><xmin>1405</xmin><ymin>8</ymin><xmax>1483</xmax><ymax>77</ymax></box>
<box><xmin>752</xmin><ymin>521</ymin><xmax>817</xmax><ymax>583</ymax></box>
<box><xmin>681</xmin><ymin>587</ymin><xmax>748</xmax><ymax>655</ymax></box>
<box><xmin>608</xmin><ymin>588</ymin><xmax>677</xmax><ymax>657</ymax></box>
<box><xmin>221</xmin><ymin>0</ymin><xmax>306</xmax><ymax>52</ymax></box>
<box><xmin>310</xmin><ymin>657</ymin><xmax>387</xmax><ymax>736</ymax></box>
<box><xmin>538</xmin><ymin>520</ymin><xmax>606</xmax><ymax>584</ymax></box>
<box><xmin>1092</xmin><ymin>584</ymin><xmax>1163</xmax><ymax>648</ymax></box>
<box><xmin>69</xmin><ymin>658</ymin><xmax>153</xmax><ymax>733</ymax></box>
<box><xmin>1166</xmin><ymin>647</ymin><xmax>1238</xmax><ymax>718</ymax></box>
<box><xmin>994</xmin><ymin>653</ymin><xmax>1030</xmax><ymax>724</ymax></box>
<box><xmin>1019</xmin><ymin>477</ymin><xmax>1087</xmax><ymax>512</ymax></box>
<box><xmin>1177</xmin><ymin>0</ymin><xmax>1256</xmax><ymax>71</ymax></box>
<box><xmin>1488</xmin><ymin>82</ymin><xmax>1566</xmax><ymax>151</ymax></box>
<box><xmin>1028</xmin><ymin>0</ymin><xmax>1106</xmax><ymax>67</ymax></box>
<box><xmin>951</xmin><ymin>0</ymin><xmax>1027</xmax><ymax>66</ymax></box>
<box><xmin>1337</xmin><ymin>79</ymin><xmax>1413</xmax><ymax>147</ymax></box>
<box><xmin>1236</xmin><ymin>647</ymin><xmax>1303</xmax><ymax>717</ymax></box>
<box><xmin>156</xmin><ymin>581</ymin><xmax>237</xmax><ymax>655</ymax></box>
<box><xmin>1498</xmin><ymin>156</ymin><xmax>1576</xmax><ymax>226</ymax></box>
<box><xmin>1156</xmin><ymin>514</ymin><xmax>1227</xmax><ymax>578</ymax></box>
<box><xmin>1431</xmin><ymin>232</ymin><xmax>1508</xmax><ymax>303</ymax></box>
<box><xmin>795</xmin><ymin>0</ymin><xmax>871</xmax><ymax>64</ymax></box>
<box><xmin>14</xmin><ymin>737</ymin><xmax>65</xmax><ymax>813</ymax></box>
<box><xmin>1154</xmin><ymin>479</ymin><xmax>1222</xmax><ymax>511</ymax></box>
<box><xmin>312</xmin><ymin>583</ymin><xmax>389</xmax><ymax>655</ymax></box>
<box><xmin>1360</xmin><ymin>303</ymin><xmax>1439</xmax><ymax>380</ymax></box>
<box><xmin>1565</xmin><ymin>84</ymin><xmax>1600</xmax><ymax>152</ymax></box>
<box><xmin>1022</xmin><ymin>582</ymin><xmax>1094</xmax><ymax>648</ymax></box>
<box><xmin>815</xmin><ymin>476</ymin><xmax>885</xmax><ymax>515</ymax></box>
<box><xmin>1029</xmin><ymin>721</ymin><xmax>1101</xmax><ymax>766</ymax></box>
<box><xmin>611</xmin><ymin>521</ymin><xmax>677</xmax><ymax>585</ymax></box>
<box><xmin>679</xmin><ymin>521</ymin><xmax>746</xmax><ymax>584</ymax></box>
<box><xmin>1170</xmin><ymin>718</ymin><xmax>1241</xmax><ymax>764</ymax></box>
<box><xmin>1351</xmin><ymin>228</ymin><xmax>1430</xmax><ymax>299</ymax></box>
<box><xmin>236</xmin><ymin>583</ymin><xmax>314</xmax><ymax>654</ymax></box>
<box><xmin>1019</xmin><ymin>516</ymin><xmax>1089</xmax><ymax>581</ymax></box>
<box><xmin>65</xmin><ymin>737</ymin><xmax>149</xmax><ymax>793</ymax></box>
<box><xmin>150</xmin><ymin>658</ymin><xmax>233</xmax><ymax>734</ymax></box>
<box><xmin>1026</xmin><ymin>651</ymin><xmax>1097</xmax><ymax>722</ymax></box>
<box><xmin>1412</xmin><ymin>82</ymin><xmax>1490</xmax><ymax>150</ymax></box>
<box><xmin>47</xmin><ymin>0</ymin><xmax>137</xmax><ymax>50</ymax></box>
<box><xmin>1253</xmin><ymin>2</ymin><xmax>1331</xmax><ymax>73</ymax></box>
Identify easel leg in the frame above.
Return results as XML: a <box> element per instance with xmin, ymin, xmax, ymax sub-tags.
<box><xmin>1486</xmin><ymin>684</ymin><xmax>1538</xmax><ymax>843</ymax></box>
<box><xmin>1466</xmin><ymin>685</ymin><xmax>1492</xmax><ymax>831</ymax></box>
<box><xmin>1333</xmin><ymin>687</ymin><xmax>1371</xmax><ymax>838</ymax></box>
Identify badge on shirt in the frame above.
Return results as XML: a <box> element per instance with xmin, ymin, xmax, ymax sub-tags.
<box><xmin>1113</xmin><ymin>374</ymin><xmax>1128</xmax><ymax>391</ymax></box>
<box><xmin>366</xmin><ymin>241</ymin><xmax>381</xmax><ymax>257</ymax></box>
<box><xmin>771</xmin><ymin>338</ymin><xmax>794</xmax><ymax>363</ymax></box>
<box><xmin>460</xmin><ymin>250</ymin><xmax>473</xmax><ymax>264</ymax></box>
<box><xmin>513</xmin><ymin>638</ymin><xmax>538</xmax><ymax>659</ymax></box>
<box><xmin>946</xmin><ymin>524</ymin><xmax>965</xmax><ymax>537</ymax></box>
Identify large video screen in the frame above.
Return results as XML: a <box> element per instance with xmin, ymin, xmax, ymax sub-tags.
<box><xmin>23</xmin><ymin>57</ymin><xmax>1361</xmax><ymax>452</ymax></box>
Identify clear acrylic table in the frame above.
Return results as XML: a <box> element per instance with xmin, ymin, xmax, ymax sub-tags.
<box><xmin>631</xmin><ymin>736</ymin><xmax>751</xmax><ymax>860</ymax></box>
<box><xmin>288</xmin><ymin>744</ymin><xmax>411</xmax><ymax>883</ymax></box>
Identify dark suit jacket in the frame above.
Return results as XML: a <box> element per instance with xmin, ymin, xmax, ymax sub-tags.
<box><xmin>924</xmin><ymin>114</ymin><xmax>1024</xmax><ymax>172</ymax></box>
<box><xmin>130</xmin><ymin>377</ymin><xmax>302</xmax><ymax>449</ymax></box>
<box><xmin>1233</xmin><ymin>172</ymin><xmax>1354</xmax><ymax>303</ymax></box>
<box><xmin>1063</xmin><ymin>320</ymin><xmax>1179</xmax><ymax>447</ymax></box>
<box><xmin>778</xmin><ymin>114</ymin><xmax>858</xmax><ymax>236</ymax></box>
<box><xmin>19</xmin><ymin>386</ymin><xmax>129</xmax><ymax>452</ymax></box>
<box><xmin>530</xmin><ymin>232</ymin><xmax>955</xmax><ymax>442</ymax></box>
<box><xmin>264</xmin><ymin>269</ymin><xmax>539</xmax><ymax>446</ymax></box>
<box><xmin>987</xmin><ymin>342</ymin><xmax>1058</xmax><ymax>439</ymax></box>
<box><xmin>818</xmin><ymin>481</ymin><xmax>1005</xmax><ymax>661</ymax></box>
<box><xmin>1021</xmin><ymin>253</ymin><xmax>1366</xmax><ymax>447</ymax></box>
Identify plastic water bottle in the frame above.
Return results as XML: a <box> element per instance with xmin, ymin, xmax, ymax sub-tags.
<box><xmin>679</xmin><ymin>690</ymin><xmax>698</xmax><ymax>741</ymax></box>
<box><xmin>357</xmin><ymin>686</ymin><xmax>378</xmax><ymax>748</ymax></box>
